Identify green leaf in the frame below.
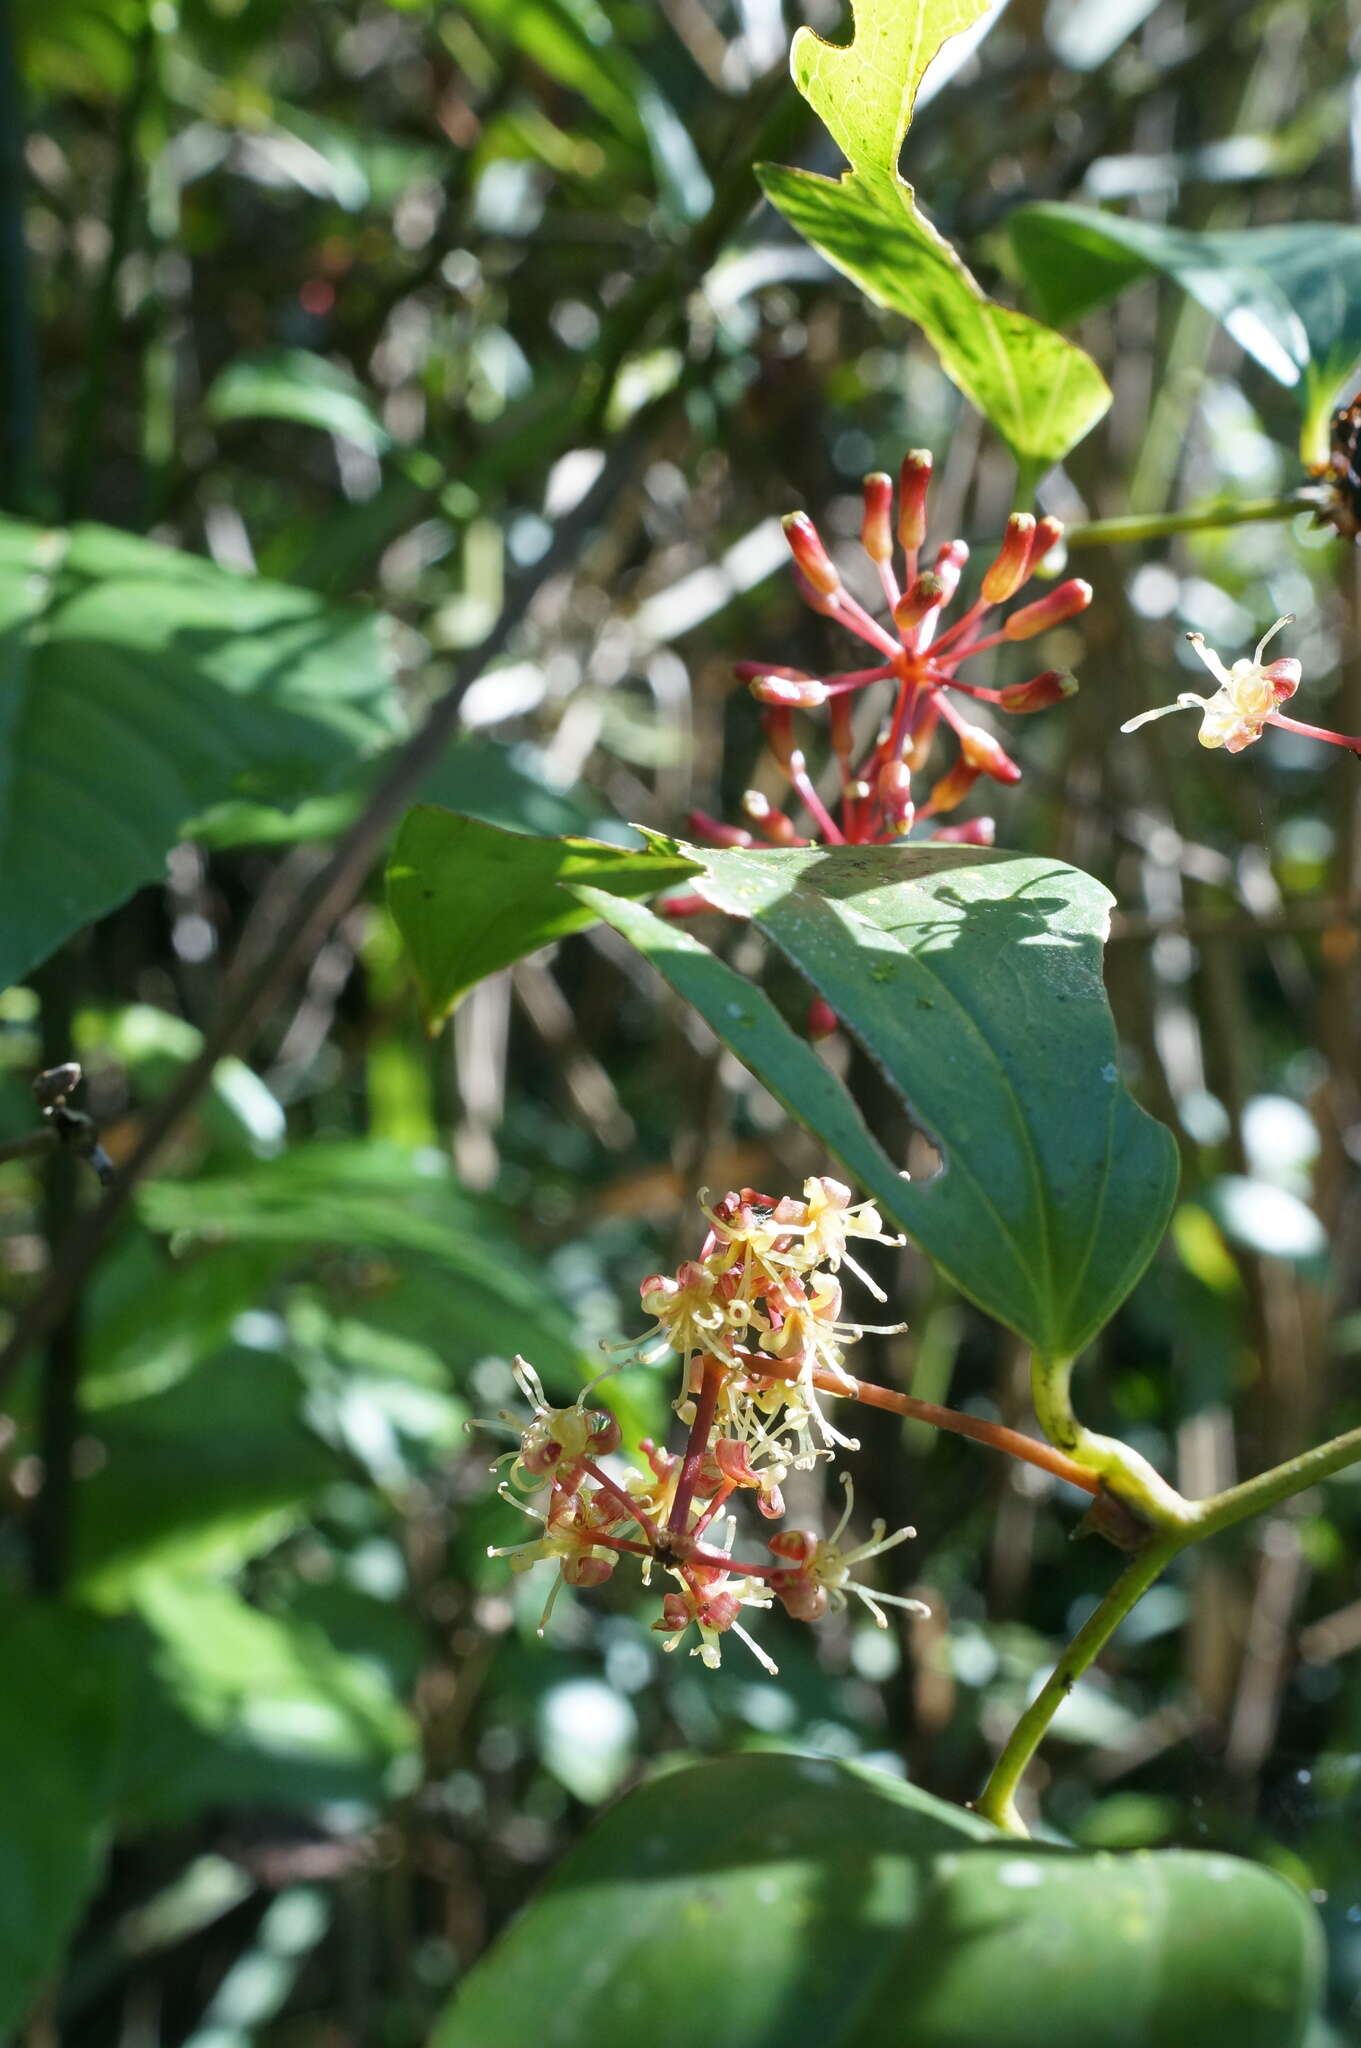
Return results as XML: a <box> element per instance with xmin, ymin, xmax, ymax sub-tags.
<box><xmin>121</xmin><ymin>1575</ymin><xmax>416</xmax><ymax>1828</ymax></box>
<box><xmin>136</xmin><ymin>1138</ymin><xmax>599</xmax><ymax>1391</ymax></box>
<box><xmin>757</xmin><ymin>3</ymin><xmax>1110</xmax><ymax>467</ymax></box>
<box><xmin>457</xmin><ymin>0</ymin><xmax>711</xmax><ymax>222</ymax></box>
<box><xmin>387</xmin><ymin>813</ymin><xmax>1177</xmax><ymax>1355</ymax></box>
<box><xmin>0</xmin><ymin>520</ymin><xmax>401</xmax><ymax>991</ymax></box>
<box><xmin>203</xmin><ymin>347</ymin><xmax>391</xmax><ymax>454</ymax></box>
<box><xmin>188</xmin><ymin>735</ymin><xmax>605</xmax><ymax>851</ymax></box>
<box><xmin>1008</xmin><ymin>204</ymin><xmax>1361</xmax><ymax>462</ymax></box>
<box><xmin>579</xmin><ymin>847</ymin><xmax>1176</xmax><ymax>1361</ymax></box>
<box><xmin>71</xmin><ymin>1347</ymin><xmax>344</xmax><ymax>1602</ymax></box>
<box><xmin>0</xmin><ymin>1604</ymin><xmax>132</xmax><ymax>2036</ymax></box>
<box><xmin>435</xmin><ymin>1754</ymin><xmax>1323</xmax><ymax>2048</ymax></box>
<box><xmin>385</xmin><ymin>807</ymin><xmax>694</xmax><ymax>1021</ymax></box>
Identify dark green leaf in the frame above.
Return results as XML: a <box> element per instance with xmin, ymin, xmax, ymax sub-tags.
<box><xmin>580</xmin><ymin>847</ymin><xmax>1176</xmax><ymax>1361</ymax></box>
<box><xmin>0</xmin><ymin>1605</ymin><xmax>132</xmax><ymax>2035</ymax></box>
<box><xmin>757</xmin><ymin>2</ymin><xmax>1110</xmax><ymax>467</ymax></box>
<box><xmin>1008</xmin><ymin>205</ymin><xmax>1361</xmax><ymax>461</ymax></box>
<box><xmin>385</xmin><ymin>807</ymin><xmax>694</xmax><ymax>1022</ymax></box>
<box><xmin>72</xmin><ymin>1347</ymin><xmax>343</xmax><ymax>1601</ymax></box>
<box><xmin>0</xmin><ymin>520</ymin><xmax>400</xmax><ymax>991</ymax></box>
<box><xmin>435</xmin><ymin>1754</ymin><xmax>1323</xmax><ymax>2048</ymax></box>
<box><xmin>120</xmin><ymin>1575</ymin><xmax>416</xmax><ymax>1828</ymax></box>
<box><xmin>136</xmin><ymin>1139</ymin><xmax>599</xmax><ymax>1391</ymax></box>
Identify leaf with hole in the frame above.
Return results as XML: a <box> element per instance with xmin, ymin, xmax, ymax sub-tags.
<box><xmin>388</xmin><ymin>812</ymin><xmax>1177</xmax><ymax>1358</ymax></box>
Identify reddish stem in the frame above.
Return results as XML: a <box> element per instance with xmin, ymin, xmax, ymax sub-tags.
<box><xmin>580</xmin><ymin>1457</ymin><xmax>662</xmax><ymax>1546</ymax></box>
<box><xmin>734</xmin><ymin>1353</ymin><xmax>1100</xmax><ymax>1497</ymax></box>
<box><xmin>668</xmin><ymin>1356</ymin><xmax>724</xmax><ymax>1535</ymax></box>
<box><xmin>1267</xmin><ymin>710</ymin><xmax>1361</xmax><ymax>752</ymax></box>
<box><xmin>690</xmin><ymin>1479</ymin><xmax>736</xmax><ymax>1540</ymax></box>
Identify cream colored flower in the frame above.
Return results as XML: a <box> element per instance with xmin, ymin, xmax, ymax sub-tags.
<box><xmin>1121</xmin><ymin>616</ymin><xmax>1300</xmax><ymax>753</ymax></box>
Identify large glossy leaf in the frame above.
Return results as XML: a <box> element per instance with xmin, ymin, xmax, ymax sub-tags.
<box><xmin>388</xmin><ymin>814</ymin><xmax>1177</xmax><ymax>1358</ymax></box>
<box><xmin>386</xmin><ymin>806</ymin><xmax>692</xmax><ymax>1019</ymax></box>
<box><xmin>1008</xmin><ymin>205</ymin><xmax>1361</xmax><ymax>462</ymax></box>
<box><xmin>435</xmin><ymin>1754</ymin><xmax>1323</xmax><ymax>2048</ymax></box>
<box><xmin>0</xmin><ymin>1604</ymin><xmax>132</xmax><ymax>2036</ymax></box>
<box><xmin>757</xmin><ymin>1</ymin><xmax>1110</xmax><ymax>468</ymax></box>
<box><xmin>0</xmin><ymin>520</ymin><xmax>400</xmax><ymax>991</ymax></box>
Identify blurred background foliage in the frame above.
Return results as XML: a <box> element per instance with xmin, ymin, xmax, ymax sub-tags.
<box><xmin>5</xmin><ymin>0</ymin><xmax>1361</xmax><ymax>2039</ymax></box>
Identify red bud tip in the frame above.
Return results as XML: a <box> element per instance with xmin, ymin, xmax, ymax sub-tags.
<box><xmin>925</xmin><ymin>759</ymin><xmax>981</xmax><ymax>815</ymax></box>
<box><xmin>750</xmin><ymin>673</ymin><xmax>828</xmax><ymax>709</ymax></box>
<box><xmin>898</xmin><ymin>449</ymin><xmax>933</xmax><ymax>551</ymax></box>
<box><xmin>861</xmin><ymin>472</ymin><xmax>894</xmax><ymax>562</ymax></box>
<box><xmin>930</xmin><ymin>816</ymin><xmax>996</xmax><ymax>845</ymax></box>
<box><xmin>957</xmin><ymin>721</ymin><xmax>1022</xmax><ymax>783</ymax></box>
<box><xmin>807</xmin><ymin>995</ymin><xmax>840</xmax><ymax>1040</ymax></box>
<box><xmin>733</xmin><ymin>660</ymin><xmax>810</xmax><ymax>685</ymax></box>
<box><xmin>1029</xmin><ymin>514</ymin><xmax>1065</xmax><ymax>567</ymax></box>
<box><xmin>893</xmin><ymin>571</ymin><xmax>944</xmax><ymax>633</ymax></box>
<box><xmin>997</xmin><ymin>669</ymin><xmax>1079</xmax><ymax>714</ymax></box>
<box><xmin>1003</xmin><ymin>577</ymin><xmax>1092</xmax><ymax>641</ymax></box>
<box><xmin>980</xmin><ymin>513</ymin><xmax>1037</xmax><ymax>605</ymax></box>
<box><xmin>782</xmin><ymin>510</ymin><xmax>841</xmax><ymax>596</ymax></box>
<box><xmin>686</xmin><ymin>809</ymin><xmax>754</xmax><ymax>848</ymax></box>
<box><xmin>933</xmin><ymin>537</ymin><xmax>970</xmax><ymax>607</ymax></box>
<box><xmin>876</xmin><ymin>757</ymin><xmax>914</xmax><ymax>833</ymax></box>
<box><xmin>742</xmin><ymin>789</ymin><xmax>800</xmax><ymax>844</ymax></box>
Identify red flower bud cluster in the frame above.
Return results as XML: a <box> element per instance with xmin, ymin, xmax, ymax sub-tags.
<box><xmin>688</xmin><ymin>453</ymin><xmax>1088</xmax><ymax>860</ymax></box>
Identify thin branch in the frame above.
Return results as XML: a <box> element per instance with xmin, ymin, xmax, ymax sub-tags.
<box><xmin>1063</xmin><ymin>490</ymin><xmax>1320</xmax><ymax>549</ymax></box>
<box><xmin>737</xmin><ymin>1354</ymin><xmax>1102</xmax><ymax>1497</ymax></box>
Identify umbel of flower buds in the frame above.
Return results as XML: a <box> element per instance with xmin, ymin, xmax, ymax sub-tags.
<box><xmin>683</xmin><ymin>450</ymin><xmax>1092</xmax><ymax>862</ymax></box>
<box><xmin>474</xmin><ymin>1180</ymin><xmax>927</xmax><ymax>1670</ymax></box>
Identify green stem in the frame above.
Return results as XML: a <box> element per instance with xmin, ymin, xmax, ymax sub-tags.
<box><xmin>1063</xmin><ymin>490</ymin><xmax>1317</xmax><ymax>550</ymax></box>
<box><xmin>1030</xmin><ymin>1354</ymin><xmax>1197</xmax><ymax>1530</ymax></box>
<box><xmin>974</xmin><ymin>1535</ymin><xmax>1181</xmax><ymax>1834</ymax></box>
<box><xmin>978</xmin><ymin>1412</ymin><xmax>1361</xmax><ymax>1833</ymax></box>
<box><xmin>1195</xmin><ymin>1422</ymin><xmax>1361</xmax><ymax>1539</ymax></box>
